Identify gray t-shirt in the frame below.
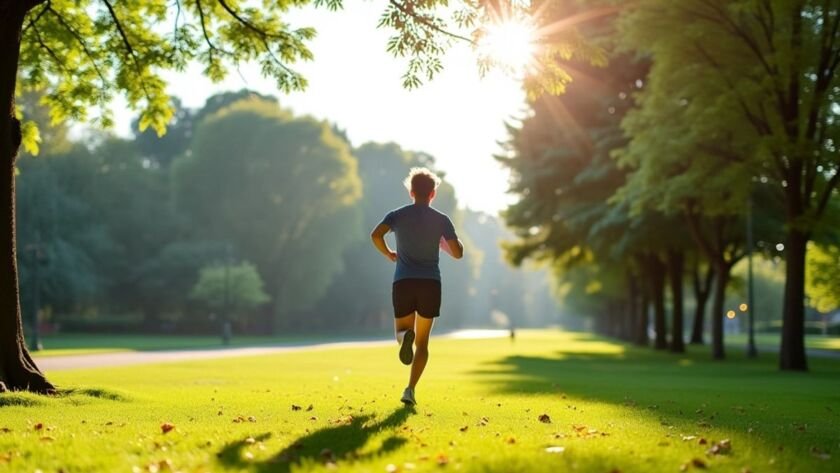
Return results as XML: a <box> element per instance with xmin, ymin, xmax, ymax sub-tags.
<box><xmin>380</xmin><ymin>204</ymin><xmax>458</xmax><ymax>282</ymax></box>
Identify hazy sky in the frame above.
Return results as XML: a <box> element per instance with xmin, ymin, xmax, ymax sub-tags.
<box><xmin>111</xmin><ymin>2</ymin><xmax>529</xmax><ymax>215</ymax></box>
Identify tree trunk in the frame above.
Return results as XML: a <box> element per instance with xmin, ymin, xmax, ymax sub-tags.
<box><xmin>649</xmin><ymin>255</ymin><xmax>668</xmax><ymax>350</ymax></box>
<box><xmin>710</xmin><ymin>261</ymin><xmax>730</xmax><ymax>360</ymax></box>
<box><xmin>625</xmin><ymin>276</ymin><xmax>639</xmax><ymax>342</ymax></box>
<box><xmin>779</xmin><ymin>228</ymin><xmax>808</xmax><ymax>371</ymax></box>
<box><xmin>667</xmin><ymin>250</ymin><xmax>685</xmax><ymax>353</ymax></box>
<box><xmin>635</xmin><ymin>277</ymin><xmax>649</xmax><ymax>346</ymax></box>
<box><xmin>0</xmin><ymin>1</ymin><xmax>54</xmax><ymax>393</ymax></box>
<box><xmin>690</xmin><ymin>260</ymin><xmax>713</xmax><ymax>344</ymax></box>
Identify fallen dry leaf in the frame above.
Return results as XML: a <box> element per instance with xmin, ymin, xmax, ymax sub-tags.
<box><xmin>34</xmin><ymin>423</ymin><xmax>44</xmax><ymax>431</ymax></box>
<box><xmin>436</xmin><ymin>453</ymin><xmax>449</xmax><ymax>465</ymax></box>
<box><xmin>160</xmin><ymin>423</ymin><xmax>175</xmax><ymax>434</ymax></box>
<box><xmin>810</xmin><ymin>446</ymin><xmax>831</xmax><ymax>460</ymax></box>
<box><xmin>539</xmin><ymin>414</ymin><xmax>551</xmax><ymax>424</ymax></box>
<box><xmin>707</xmin><ymin>439</ymin><xmax>732</xmax><ymax>456</ymax></box>
<box><xmin>291</xmin><ymin>405</ymin><xmax>302</xmax><ymax>411</ymax></box>
<box><xmin>459</xmin><ymin>426</ymin><xmax>469</xmax><ymax>432</ymax></box>
<box><xmin>506</xmin><ymin>436</ymin><xmax>516</xmax><ymax>444</ymax></box>
<box><xmin>306</xmin><ymin>404</ymin><xmax>314</xmax><ymax>412</ymax></box>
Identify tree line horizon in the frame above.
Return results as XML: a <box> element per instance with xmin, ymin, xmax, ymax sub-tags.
<box><xmin>16</xmin><ymin>89</ymin><xmax>561</xmax><ymax>339</ymax></box>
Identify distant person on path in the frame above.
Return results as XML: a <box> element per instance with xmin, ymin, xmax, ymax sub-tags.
<box><xmin>370</xmin><ymin>168</ymin><xmax>464</xmax><ymax>406</ymax></box>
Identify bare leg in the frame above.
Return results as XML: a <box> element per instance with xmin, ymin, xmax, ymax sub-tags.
<box><xmin>408</xmin><ymin>314</ymin><xmax>435</xmax><ymax>389</ymax></box>
<box><xmin>395</xmin><ymin>312</ymin><xmax>415</xmax><ymax>344</ymax></box>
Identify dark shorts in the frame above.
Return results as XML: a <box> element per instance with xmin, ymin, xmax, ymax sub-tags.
<box><xmin>392</xmin><ymin>278</ymin><xmax>442</xmax><ymax>318</ymax></box>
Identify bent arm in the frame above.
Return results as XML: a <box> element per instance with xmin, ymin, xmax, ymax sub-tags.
<box><xmin>371</xmin><ymin>223</ymin><xmax>397</xmax><ymax>262</ymax></box>
<box><xmin>440</xmin><ymin>236</ymin><xmax>464</xmax><ymax>259</ymax></box>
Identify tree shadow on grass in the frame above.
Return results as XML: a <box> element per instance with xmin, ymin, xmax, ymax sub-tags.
<box><xmin>217</xmin><ymin>406</ymin><xmax>414</xmax><ymax>472</ymax></box>
<box><xmin>474</xmin><ymin>345</ymin><xmax>840</xmax><ymax>398</ymax></box>
<box><xmin>470</xmin><ymin>347</ymin><xmax>840</xmax><ymax>471</ymax></box>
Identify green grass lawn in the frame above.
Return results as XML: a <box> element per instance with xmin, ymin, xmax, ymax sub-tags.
<box><xmin>32</xmin><ymin>333</ymin><xmax>382</xmax><ymax>357</ymax></box>
<box><xmin>2</xmin><ymin>330</ymin><xmax>839</xmax><ymax>472</ymax></box>
<box><xmin>726</xmin><ymin>333</ymin><xmax>840</xmax><ymax>352</ymax></box>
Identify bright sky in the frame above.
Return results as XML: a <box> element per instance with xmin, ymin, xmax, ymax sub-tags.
<box><xmin>111</xmin><ymin>3</ymin><xmax>529</xmax><ymax>215</ymax></box>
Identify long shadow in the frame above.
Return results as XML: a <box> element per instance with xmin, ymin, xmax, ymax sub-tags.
<box><xmin>470</xmin><ymin>343</ymin><xmax>840</xmax><ymax>470</ymax></box>
<box><xmin>217</xmin><ymin>406</ymin><xmax>414</xmax><ymax>472</ymax></box>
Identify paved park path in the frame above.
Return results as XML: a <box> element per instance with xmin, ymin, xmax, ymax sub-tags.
<box><xmin>34</xmin><ymin>329</ymin><xmax>510</xmax><ymax>372</ymax></box>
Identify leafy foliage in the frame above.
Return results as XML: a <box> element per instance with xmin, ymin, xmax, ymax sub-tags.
<box><xmin>190</xmin><ymin>262</ymin><xmax>270</xmax><ymax>314</ymax></box>
<box><xmin>172</xmin><ymin>98</ymin><xmax>362</xmax><ymax>326</ymax></box>
<box><xmin>806</xmin><ymin>243</ymin><xmax>840</xmax><ymax>313</ymax></box>
<box><xmin>17</xmin><ymin>0</ymin><xmax>319</xmax><ymax>151</ymax></box>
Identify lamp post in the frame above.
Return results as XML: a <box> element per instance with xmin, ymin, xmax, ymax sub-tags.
<box><xmin>746</xmin><ymin>193</ymin><xmax>758</xmax><ymax>358</ymax></box>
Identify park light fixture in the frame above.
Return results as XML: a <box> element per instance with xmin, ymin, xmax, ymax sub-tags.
<box><xmin>726</xmin><ymin>310</ymin><xmax>737</xmax><ymax>319</ymax></box>
<box><xmin>739</xmin><ymin>303</ymin><xmax>748</xmax><ymax>312</ymax></box>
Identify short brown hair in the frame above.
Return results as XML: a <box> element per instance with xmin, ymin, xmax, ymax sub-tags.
<box><xmin>404</xmin><ymin>167</ymin><xmax>441</xmax><ymax>200</ymax></box>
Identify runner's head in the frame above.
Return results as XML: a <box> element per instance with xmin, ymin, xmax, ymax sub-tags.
<box><xmin>404</xmin><ymin>167</ymin><xmax>441</xmax><ymax>204</ymax></box>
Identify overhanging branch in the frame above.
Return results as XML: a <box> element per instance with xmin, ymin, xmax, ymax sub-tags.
<box><xmin>388</xmin><ymin>0</ymin><xmax>474</xmax><ymax>44</ymax></box>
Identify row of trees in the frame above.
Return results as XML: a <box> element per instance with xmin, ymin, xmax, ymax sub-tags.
<box><xmin>16</xmin><ymin>90</ymin><xmax>560</xmax><ymax>338</ymax></box>
<box><xmin>500</xmin><ymin>0</ymin><xmax>840</xmax><ymax>371</ymax></box>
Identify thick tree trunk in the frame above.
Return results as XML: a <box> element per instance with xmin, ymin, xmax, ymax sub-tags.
<box><xmin>710</xmin><ymin>262</ymin><xmax>730</xmax><ymax>360</ymax></box>
<box><xmin>690</xmin><ymin>261</ymin><xmax>713</xmax><ymax>344</ymax></box>
<box><xmin>0</xmin><ymin>2</ymin><xmax>54</xmax><ymax>393</ymax></box>
<box><xmin>667</xmin><ymin>250</ymin><xmax>685</xmax><ymax>353</ymax></box>
<box><xmin>635</xmin><ymin>279</ymin><xmax>649</xmax><ymax>346</ymax></box>
<box><xmin>779</xmin><ymin>228</ymin><xmax>808</xmax><ymax>371</ymax></box>
<box><xmin>649</xmin><ymin>255</ymin><xmax>668</xmax><ymax>350</ymax></box>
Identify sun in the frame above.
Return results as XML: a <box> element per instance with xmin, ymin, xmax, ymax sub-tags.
<box><xmin>478</xmin><ymin>17</ymin><xmax>538</xmax><ymax>74</ymax></box>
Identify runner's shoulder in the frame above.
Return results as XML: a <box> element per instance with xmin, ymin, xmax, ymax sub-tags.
<box><xmin>429</xmin><ymin>206</ymin><xmax>453</xmax><ymax>221</ymax></box>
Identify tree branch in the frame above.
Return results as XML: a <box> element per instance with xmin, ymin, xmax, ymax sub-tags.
<box><xmin>22</xmin><ymin>0</ymin><xmax>49</xmax><ymax>32</ymax></box>
<box><xmin>815</xmin><ymin>170</ymin><xmax>840</xmax><ymax>218</ymax></box>
<box><xmin>215</xmin><ymin>0</ymin><xmax>300</xmax><ymax>78</ymax></box>
<box><xmin>692</xmin><ymin>43</ymin><xmax>772</xmax><ymax>135</ymax></box>
<box><xmin>388</xmin><ymin>0</ymin><xmax>474</xmax><ymax>44</ymax></box>
<box><xmin>688</xmin><ymin>0</ymin><xmax>789</xmax><ymax>119</ymax></box>
<box><xmin>196</xmin><ymin>0</ymin><xmax>234</xmax><ymax>58</ymax></box>
<box><xmin>31</xmin><ymin>24</ymin><xmax>73</xmax><ymax>76</ymax></box>
<box><xmin>99</xmin><ymin>0</ymin><xmax>154</xmax><ymax>104</ymax></box>
<box><xmin>23</xmin><ymin>0</ymin><xmax>48</xmax><ymax>13</ymax></box>
<box><xmin>48</xmin><ymin>7</ymin><xmax>108</xmax><ymax>88</ymax></box>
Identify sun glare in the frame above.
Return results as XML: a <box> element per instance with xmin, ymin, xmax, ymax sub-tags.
<box><xmin>478</xmin><ymin>17</ymin><xmax>538</xmax><ymax>74</ymax></box>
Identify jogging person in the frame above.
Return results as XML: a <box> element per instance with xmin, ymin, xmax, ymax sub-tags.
<box><xmin>370</xmin><ymin>167</ymin><xmax>464</xmax><ymax>406</ymax></box>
